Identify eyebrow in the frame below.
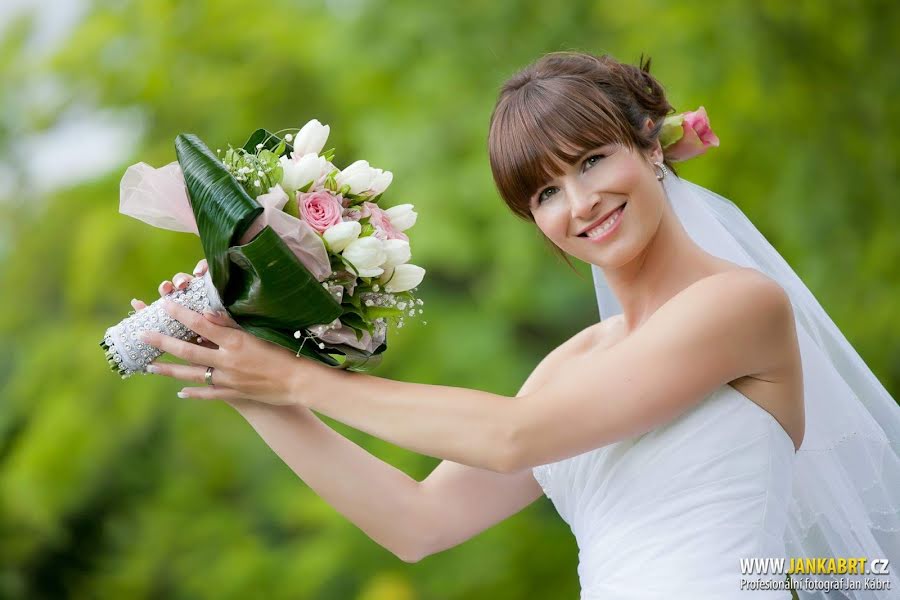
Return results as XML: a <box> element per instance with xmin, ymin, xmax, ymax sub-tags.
<box><xmin>531</xmin><ymin>145</ymin><xmax>612</xmax><ymax>201</ymax></box>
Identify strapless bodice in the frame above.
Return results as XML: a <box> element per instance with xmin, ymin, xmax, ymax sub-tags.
<box><xmin>532</xmin><ymin>384</ymin><xmax>795</xmax><ymax>599</ymax></box>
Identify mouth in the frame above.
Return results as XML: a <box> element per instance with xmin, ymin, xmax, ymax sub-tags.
<box><xmin>577</xmin><ymin>202</ymin><xmax>627</xmax><ymax>238</ymax></box>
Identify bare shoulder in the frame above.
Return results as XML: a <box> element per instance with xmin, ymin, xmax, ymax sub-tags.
<box><xmin>663</xmin><ymin>268</ymin><xmax>792</xmax><ymax>329</ymax></box>
<box><xmin>671</xmin><ymin>268</ymin><xmax>804</xmax><ymax>448</ymax></box>
<box><xmin>689</xmin><ymin>267</ymin><xmax>790</xmax><ymax>310</ymax></box>
<box><xmin>518</xmin><ymin>316</ymin><xmax>624</xmax><ymax>399</ymax></box>
<box><xmin>558</xmin><ymin>314</ymin><xmax>627</xmax><ymax>357</ymax></box>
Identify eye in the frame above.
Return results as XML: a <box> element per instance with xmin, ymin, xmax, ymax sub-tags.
<box><xmin>583</xmin><ymin>154</ymin><xmax>606</xmax><ymax>170</ymax></box>
<box><xmin>536</xmin><ymin>186</ymin><xmax>559</xmax><ymax>205</ymax></box>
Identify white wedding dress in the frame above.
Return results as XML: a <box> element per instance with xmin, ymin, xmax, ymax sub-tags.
<box><xmin>532</xmin><ymin>383</ymin><xmax>795</xmax><ymax>599</ymax></box>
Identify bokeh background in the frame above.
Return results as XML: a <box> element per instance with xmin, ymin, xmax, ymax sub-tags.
<box><xmin>1</xmin><ymin>1</ymin><xmax>897</xmax><ymax>598</ymax></box>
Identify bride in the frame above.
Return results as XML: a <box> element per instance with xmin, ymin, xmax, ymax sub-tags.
<box><xmin>134</xmin><ymin>52</ymin><xmax>898</xmax><ymax>599</ymax></box>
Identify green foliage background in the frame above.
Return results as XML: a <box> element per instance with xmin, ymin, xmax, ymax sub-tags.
<box><xmin>1</xmin><ymin>1</ymin><xmax>897</xmax><ymax>598</ymax></box>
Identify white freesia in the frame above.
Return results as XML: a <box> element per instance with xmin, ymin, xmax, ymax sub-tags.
<box><xmin>378</xmin><ymin>266</ymin><xmax>394</xmax><ymax>284</ymax></box>
<box><xmin>368</xmin><ymin>168</ymin><xmax>393</xmax><ymax>195</ymax></box>
<box><xmin>334</xmin><ymin>161</ymin><xmax>393</xmax><ymax>196</ymax></box>
<box><xmin>322</xmin><ymin>220</ymin><xmax>362</xmax><ymax>253</ymax></box>
<box><xmin>384</xmin><ymin>203</ymin><xmax>417</xmax><ymax>231</ymax></box>
<box><xmin>335</xmin><ymin>160</ymin><xmax>377</xmax><ymax>195</ymax></box>
<box><xmin>291</xmin><ymin>119</ymin><xmax>330</xmax><ymax>158</ymax></box>
<box><xmin>381</xmin><ymin>239</ymin><xmax>411</xmax><ymax>268</ymax></box>
<box><xmin>342</xmin><ymin>236</ymin><xmax>386</xmax><ymax>277</ymax></box>
<box><xmin>384</xmin><ymin>263</ymin><xmax>425</xmax><ymax>293</ymax></box>
<box><xmin>280</xmin><ymin>153</ymin><xmax>330</xmax><ymax>193</ymax></box>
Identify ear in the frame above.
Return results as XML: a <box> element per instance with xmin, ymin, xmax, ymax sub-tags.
<box><xmin>649</xmin><ymin>140</ymin><xmax>664</xmax><ymax>164</ymax></box>
<box><xmin>643</xmin><ymin>118</ymin><xmax>664</xmax><ymax>164</ymax></box>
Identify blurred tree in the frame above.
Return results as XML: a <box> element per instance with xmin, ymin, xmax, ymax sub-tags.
<box><xmin>0</xmin><ymin>0</ymin><xmax>897</xmax><ymax>598</ymax></box>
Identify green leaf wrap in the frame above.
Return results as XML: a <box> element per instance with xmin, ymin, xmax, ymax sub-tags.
<box><xmin>224</xmin><ymin>226</ymin><xmax>342</xmax><ymax>329</ymax></box>
<box><xmin>175</xmin><ymin>132</ymin><xmax>346</xmax><ymax>365</ymax></box>
<box><xmin>175</xmin><ymin>133</ymin><xmax>263</xmax><ymax>292</ymax></box>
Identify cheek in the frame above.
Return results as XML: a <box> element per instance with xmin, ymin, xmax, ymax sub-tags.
<box><xmin>595</xmin><ymin>156</ymin><xmax>646</xmax><ymax>190</ymax></box>
<box><xmin>533</xmin><ymin>207</ymin><xmax>569</xmax><ymax>241</ymax></box>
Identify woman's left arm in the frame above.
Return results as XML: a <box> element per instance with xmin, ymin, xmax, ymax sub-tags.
<box><xmin>144</xmin><ymin>269</ymin><xmax>792</xmax><ymax>475</ymax></box>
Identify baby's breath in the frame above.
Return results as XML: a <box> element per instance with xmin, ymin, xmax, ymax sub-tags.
<box><xmin>221</xmin><ymin>142</ymin><xmax>285</xmax><ymax>198</ymax></box>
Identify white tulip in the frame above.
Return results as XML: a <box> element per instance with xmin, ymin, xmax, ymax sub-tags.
<box><xmin>368</xmin><ymin>168</ymin><xmax>393</xmax><ymax>195</ymax></box>
<box><xmin>384</xmin><ymin>203</ymin><xmax>417</xmax><ymax>231</ymax></box>
<box><xmin>291</xmin><ymin>119</ymin><xmax>330</xmax><ymax>158</ymax></box>
<box><xmin>381</xmin><ymin>239</ymin><xmax>411</xmax><ymax>268</ymax></box>
<box><xmin>335</xmin><ymin>160</ymin><xmax>377</xmax><ymax>195</ymax></box>
<box><xmin>384</xmin><ymin>263</ymin><xmax>425</xmax><ymax>293</ymax></box>
<box><xmin>323</xmin><ymin>220</ymin><xmax>362</xmax><ymax>253</ymax></box>
<box><xmin>280</xmin><ymin>153</ymin><xmax>330</xmax><ymax>193</ymax></box>
<box><xmin>342</xmin><ymin>236</ymin><xmax>386</xmax><ymax>278</ymax></box>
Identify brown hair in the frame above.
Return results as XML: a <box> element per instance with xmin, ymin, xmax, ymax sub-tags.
<box><xmin>488</xmin><ymin>51</ymin><xmax>678</xmax><ymax>266</ymax></box>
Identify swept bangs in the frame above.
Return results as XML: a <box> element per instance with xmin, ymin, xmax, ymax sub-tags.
<box><xmin>488</xmin><ymin>76</ymin><xmax>639</xmax><ymax>221</ymax></box>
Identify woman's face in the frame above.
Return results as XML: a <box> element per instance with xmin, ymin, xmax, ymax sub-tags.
<box><xmin>528</xmin><ymin>138</ymin><xmax>666</xmax><ymax>268</ymax></box>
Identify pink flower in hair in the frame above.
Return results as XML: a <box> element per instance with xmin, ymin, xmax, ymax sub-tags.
<box><xmin>659</xmin><ymin>106</ymin><xmax>720</xmax><ymax>162</ymax></box>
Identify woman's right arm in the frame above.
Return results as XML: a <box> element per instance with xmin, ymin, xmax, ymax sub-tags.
<box><xmin>230</xmin><ymin>401</ymin><xmax>432</xmax><ymax>562</ymax></box>
<box><xmin>143</xmin><ymin>266</ymin><xmax>609</xmax><ymax>563</ymax></box>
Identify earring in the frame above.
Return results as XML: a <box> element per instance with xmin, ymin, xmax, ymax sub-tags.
<box><xmin>653</xmin><ymin>161</ymin><xmax>668</xmax><ymax>181</ymax></box>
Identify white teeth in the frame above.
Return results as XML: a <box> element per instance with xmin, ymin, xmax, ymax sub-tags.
<box><xmin>585</xmin><ymin>206</ymin><xmax>623</xmax><ymax>239</ymax></box>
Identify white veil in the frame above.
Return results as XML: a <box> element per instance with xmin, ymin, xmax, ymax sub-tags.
<box><xmin>592</xmin><ymin>172</ymin><xmax>900</xmax><ymax>599</ymax></box>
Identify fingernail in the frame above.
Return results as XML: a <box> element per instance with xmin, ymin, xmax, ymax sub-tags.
<box><xmin>138</xmin><ymin>331</ymin><xmax>150</xmax><ymax>342</ymax></box>
<box><xmin>146</xmin><ymin>365</ymin><xmax>159</xmax><ymax>374</ymax></box>
<box><xmin>177</xmin><ymin>391</ymin><xmax>189</xmax><ymax>399</ymax></box>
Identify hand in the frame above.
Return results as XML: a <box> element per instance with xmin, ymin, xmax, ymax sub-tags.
<box><xmin>130</xmin><ymin>259</ymin><xmax>237</xmax><ymax>348</ymax></box>
<box><xmin>136</xmin><ymin>260</ymin><xmax>313</xmax><ymax>407</ymax></box>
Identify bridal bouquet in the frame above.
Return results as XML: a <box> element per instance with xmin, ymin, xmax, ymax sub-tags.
<box><xmin>101</xmin><ymin>119</ymin><xmax>425</xmax><ymax>377</ymax></box>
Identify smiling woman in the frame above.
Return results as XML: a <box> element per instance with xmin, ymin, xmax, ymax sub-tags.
<box><xmin>135</xmin><ymin>50</ymin><xmax>898</xmax><ymax>599</ymax></box>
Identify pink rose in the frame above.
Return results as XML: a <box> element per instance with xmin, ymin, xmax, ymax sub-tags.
<box><xmin>298</xmin><ymin>190</ymin><xmax>343</xmax><ymax>233</ymax></box>
<box><xmin>364</xmin><ymin>201</ymin><xmax>408</xmax><ymax>242</ymax></box>
<box><xmin>661</xmin><ymin>106</ymin><xmax>720</xmax><ymax>162</ymax></box>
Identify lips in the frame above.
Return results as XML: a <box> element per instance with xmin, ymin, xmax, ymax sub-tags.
<box><xmin>577</xmin><ymin>202</ymin><xmax>627</xmax><ymax>237</ymax></box>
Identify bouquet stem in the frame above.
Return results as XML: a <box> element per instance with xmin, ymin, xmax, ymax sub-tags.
<box><xmin>100</xmin><ymin>272</ymin><xmax>222</xmax><ymax>378</ymax></box>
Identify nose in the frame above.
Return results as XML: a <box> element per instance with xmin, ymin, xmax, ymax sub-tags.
<box><xmin>568</xmin><ymin>180</ymin><xmax>601</xmax><ymax>221</ymax></box>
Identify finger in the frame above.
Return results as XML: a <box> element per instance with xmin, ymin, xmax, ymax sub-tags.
<box><xmin>145</xmin><ymin>360</ymin><xmax>221</xmax><ymax>386</ymax></box>
<box><xmin>139</xmin><ymin>320</ymin><xmax>220</xmax><ymax>367</ymax></box>
<box><xmin>177</xmin><ymin>385</ymin><xmax>246</xmax><ymax>402</ymax></box>
<box><xmin>172</xmin><ymin>272</ymin><xmax>193</xmax><ymax>290</ymax></box>
<box><xmin>193</xmin><ymin>259</ymin><xmax>208</xmax><ymax>276</ymax></box>
<box><xmin>195</xmin><ymin>338</ymin><xmax>219</xmax><ymax>350</ymax></box>
<box><xmin>202</xmin><ymin>309</ymin><xmax>240</xmax><ymax>329</ymax></box>
<box><xmin>131</xmin><ymin>298</ymin><xmax>148</xmax><ymax>311</ymax></box>
<box><xmin>160</xmin><ymin>298</ymin><xmax>230</xmax><ymax>346</ymax></box>
<box><xmin>159</xmin><ymin>280</ymin><xmax>174</xmax><ymax>297</ymax></box>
